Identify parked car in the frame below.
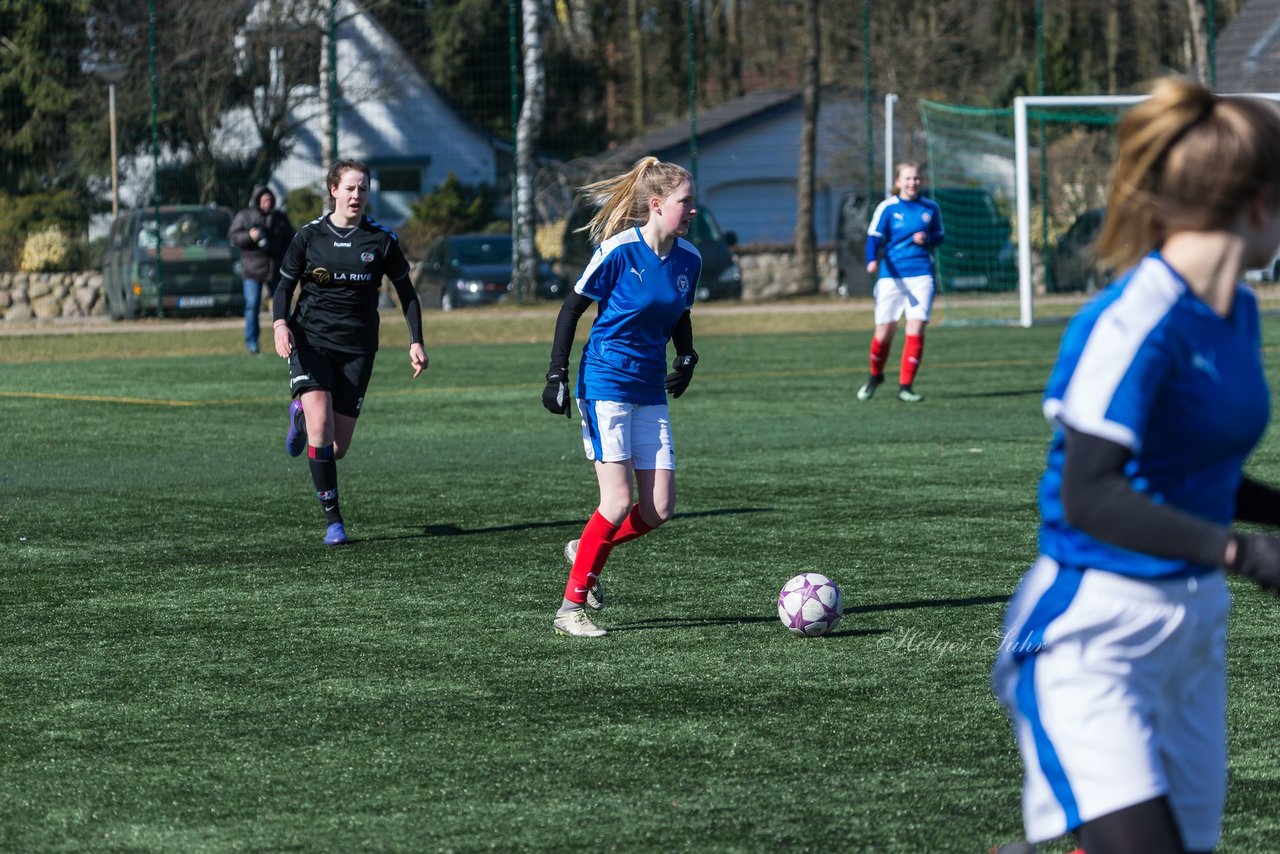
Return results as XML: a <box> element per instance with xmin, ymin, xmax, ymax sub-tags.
<box><xmin>415</xmin><ymin>233</ymin><xmax>563</xmax><ymax>310</ymax></box>
<box><xmin>925</xmin><ymin>187</ymin><xmax>1018</xmax><ymax>292</ymax></box>
<box><xmin>555</xmin><ymin>200</ymin><xmax>742</xmax><ymax>301</ymax></box>
<box><xmin>1049</xmin><ymin>208</ymin><xmax>1113</xmax><ymax>293</ymax></box>
<box><xmin>101</xmin><ymin>205</ymin><xmax>242</xmax><ymax>319</ymax></box>
<box><xmin>1246</xmin><ymin>242</ymin><xmax>1280</xmax><ymax>283</ymax></box>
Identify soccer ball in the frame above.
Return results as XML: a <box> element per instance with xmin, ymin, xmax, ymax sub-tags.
<box><xmin>777</xmin><ymin>573</ymin><xmax>844</xmax><ymax>637</ymax></box>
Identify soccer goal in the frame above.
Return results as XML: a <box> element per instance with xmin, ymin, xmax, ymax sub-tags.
<box><xmin>924</xmin><ymin>92</ymin><xmax>1280</xmax><ymax>327</ymax></box>
<box><xmin>922</xmin><ymin>96</ymin><xmax>1133</xmax><ymax>327</ymax></box>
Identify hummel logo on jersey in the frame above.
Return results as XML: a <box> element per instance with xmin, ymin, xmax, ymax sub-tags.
<box><xmin>290</xmin><ymin>373</ymin><xmax>312</xmax><ymax>387</ymax></box>
<box><xmin>333</xmin><ymin>241</ymin><xmax>351</xmax><ymax>247</ymax></box>
<box><xmin>630</xmin><ymin>266</ymin><xmax>645</xmax><ymax>281</ymax></box>
<box><xmin>1191</xmin><ymin>351</ymin><xmax>1221</xmax><ymax>383</ymax></box>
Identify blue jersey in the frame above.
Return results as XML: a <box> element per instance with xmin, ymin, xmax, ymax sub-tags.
<box><xmin>1038</xmin><ymin>254</ymin><xmax>1270</xmax><ymax>578</ymax></box>
<box><xmin>866</xmin><ymin>195</ymin><xmax>945</xmax><ymax>279</ymax></box>
<box><xmin>574</xmin><ymin>228</ymin><xmax>701</xmax><ymax>405</ymax></box>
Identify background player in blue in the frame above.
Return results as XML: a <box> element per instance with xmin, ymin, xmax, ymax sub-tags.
<box><xmin>857</xmin><ymin>161</ymin><xmax>943</xmax><ymax>402</ymax></box>
<box><xmin>992</xmin><ymin>78</ymin><xmax>1280</xmax><ymax>854</ymax></box>
<box><xmin>541</xmin><ymin>157</ymin><xmax>702</xmax><ymax>637</ymax></box>
<box><xmin>272</xmin><ymin>160</ymin><xmax>428</xmax><ymax>546</ymax></box>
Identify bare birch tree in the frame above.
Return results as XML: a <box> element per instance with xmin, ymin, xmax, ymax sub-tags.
<box><xmin>516</xmin><ymin>0</ymin><xmax>548</xmax><ymax>299</ymax></box>
<box><xmin>794</xmin><ymin>0</ymin><xmax>819</xmax><ymax>292</ymax></box>
<box><xmin>1185</xmin><ymin>0</ymin><xmax>1211</xmax><ymax>84</ymax></box>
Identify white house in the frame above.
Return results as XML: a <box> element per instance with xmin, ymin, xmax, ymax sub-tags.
<box><xmin>256</xmin><ymin>0</ymin><xmax>499</xmax><ymax>226</ymax></box>
<box><xmin>117</xmin><ymin>0</ymin><xmax>500</xmax><ymax>228</ymax></box>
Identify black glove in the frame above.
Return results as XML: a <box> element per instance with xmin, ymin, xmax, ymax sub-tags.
<box><xmin>1228</xmin><ymin>533</ymin><xmax>1280</xmax><ymax>591</ymax></box>
<box><xmin>665</xmin><ymin>351</ymin><xmax>699</xmax><ymax>399</ymax></box>
<box><xmin>542</xmin><ymin>367</ymin><xmax>572</xmax><ymax>417</ymax></box>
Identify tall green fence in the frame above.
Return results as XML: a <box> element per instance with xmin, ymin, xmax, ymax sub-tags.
<box><xmin>0</xmin><ymin>0</ymin><xmax>1248</xmax><ymax>306</ymax></box>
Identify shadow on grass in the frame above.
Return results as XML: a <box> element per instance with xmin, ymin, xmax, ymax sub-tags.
<box><xmin>605</xmin><ymin>594</ymin><xmax>1007</xmax><ymax>635</ymax></box>
<box><xmin>606</xmin><ymin>614</ymin><xmax>887</xmax><ymax>638</ymax></box>
<box><xmin>848</xmin><ymin>595</ymin><xmax>1008</xmax><ymax>613</ymax></box>
<box><xmin>411</xmin><ymin>506</ymin><xmax>775</xmax><ymax>539</ymax></box>
<box><xmin>945</xmin><ymin>388</ymin><xmax>1043</xmax><ymax>400</ymax></box>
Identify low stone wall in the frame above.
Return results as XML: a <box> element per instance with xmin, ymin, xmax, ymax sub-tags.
<box><xmin>738</xmin><ymin>249</ymin><xmax>840</xmax><ymax>301</ymax></box>
<box><xmin>0</xmin><ymin>271</ymin><xmax>108</xmax><ymax>321</ymax></box>
<box><xmin>0</xmin><ymin>250</ymin><xmax>843</xmax><ymax>321</ymax></box>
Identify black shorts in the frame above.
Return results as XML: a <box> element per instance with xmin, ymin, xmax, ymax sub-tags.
<box><xmin>288</xmin><ymin>343</ymin><xmax>375</xmax><ymax>418</ymax></box>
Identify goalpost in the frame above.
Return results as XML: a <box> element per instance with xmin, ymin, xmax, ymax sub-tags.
<box><xmin>1013</xmin><ymin>95</ymin><xmax>1144</xmax><ymax>327</ymax></box>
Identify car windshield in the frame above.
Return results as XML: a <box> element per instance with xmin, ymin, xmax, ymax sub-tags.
<box><xmin>451</xmin><ymin>237</ymin><xmax>513</xmax><ymax>266</ymax></box>
<box><xmin>136</xmin><ymin>210</ymin><xmax>231</xmax><ymax>250</ymax></box>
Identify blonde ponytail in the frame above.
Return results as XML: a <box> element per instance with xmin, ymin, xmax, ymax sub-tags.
<box><xmin>576</xmin><ymin>157</ymin><xmax>694</xmax><ymax>246</ymax></box>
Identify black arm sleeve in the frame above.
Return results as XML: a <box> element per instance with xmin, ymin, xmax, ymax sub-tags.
<box><xmin>390</xmin><ymin>275</ymin><xmax>424</xmax><ymax>345</ymax></box>
<box><xmin>1234</xmin><ymin>475</ymin><xmax>1280</xmax><ymax>526</ymax></box>
<box><xmin>670</xmin><ymin>310</ymin><xmax>694</xmax><ymax>357</ymax></box>
<box><xmin>1060</xmin><ymin>427</ymin><xmax>1230</xmax><ymax>568</ymax></box>
<box><xmin>549</xmin><ymin>292</ymin><xmax>592</xmax><ymax>373</ymax></box>
<box><xmin>272</xmin><ymin>277</ymin><xmax>296</xmax><ymax>323</ymax></box>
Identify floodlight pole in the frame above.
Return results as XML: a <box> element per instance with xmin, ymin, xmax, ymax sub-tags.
<box><xmin>91</xmin><ymin>62</ymin><xmax>127</xmax><ymax>219</ymax></box>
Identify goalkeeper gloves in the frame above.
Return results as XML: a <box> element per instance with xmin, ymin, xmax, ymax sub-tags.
<box><xmin>665</xmin><ymin>351</ymin><xmax>699</xmax><ymax>399</ymax></box>
<box><xmin>542</xmin><ymin>367</ymin><xmax>572</xmax><ymax>417</ymax></box>
<box><xmin>1228</xmin><ymin>533</ymin><xmax>1280</xmax><ymax>591</ymax></box>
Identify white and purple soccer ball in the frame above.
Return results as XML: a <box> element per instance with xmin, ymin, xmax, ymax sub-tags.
<box><xmin>777</xmin><ymin>572</ymin><xmax>844</xmax><ymax>637</ymax></box>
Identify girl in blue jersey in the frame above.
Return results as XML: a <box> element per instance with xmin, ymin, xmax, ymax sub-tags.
<box><xmin>542</xmin><ymin>157</ymin><xmax>702</xmax><ymax>637</ymax></box>
<box><xmin>858</xmin><ymin>161</ymin><xmax>944</xmax><ymax>403</ymax></box>
<box><xmin>993</xmin><ymin>78</ymin><xmax>1280</xmax><ymax>854</ymax></box>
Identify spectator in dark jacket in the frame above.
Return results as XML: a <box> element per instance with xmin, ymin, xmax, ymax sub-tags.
<box><xmin>229</xmin><ymin>186</ymin><xmax>295</xmax><ymax>354</ymax></box>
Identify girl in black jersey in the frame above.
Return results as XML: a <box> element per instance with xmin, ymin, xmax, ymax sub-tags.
<box><xmin>271</xmin><ymin>160</ymin><xmax>428</xmax><ymax>545</ymax></box>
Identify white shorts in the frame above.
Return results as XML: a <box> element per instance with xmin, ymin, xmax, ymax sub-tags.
<box><xmin>579</xmin><ymin>399</ymin><xmax>675</xmax><ymax>470</ymax></box>
<box><xmin>992</xmin><ymin>556</ymin><xmax>1230</xmax><ymax>851</ymax></box>
<box><xmin>873</xmin><ymin>275</ymin><xmax>935</xmax><ymax>324</ymax></box>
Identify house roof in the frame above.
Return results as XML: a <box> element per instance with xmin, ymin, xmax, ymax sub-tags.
<box><xmin>607</xmin><ymin>87</ymin><xmax>806</xmax><ymax>162</ymax></box>
<box><xmin>1214</xmin><ymin>0</ymin><xmax>1280</xmax><ymax>92</ymax></box>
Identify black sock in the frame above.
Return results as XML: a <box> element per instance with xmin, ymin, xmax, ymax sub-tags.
<box><xmin>308</xmin><ymin>445</ymin><xmax>342</xmax><ymax>524</ymax></box>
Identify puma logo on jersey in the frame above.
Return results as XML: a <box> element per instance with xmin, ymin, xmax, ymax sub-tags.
<box><xmin>630</xmin><ymin>266</ymin><xmax>645</xmax><ymax>281</ymax></box>
<box><xmin>1191</xmin><ymin>351</ymin><xmax>1220</xmax><ymax>383</ymax></box>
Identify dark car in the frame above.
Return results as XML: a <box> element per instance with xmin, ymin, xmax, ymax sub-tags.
<box><xmin>415</xmin><ymin>233</ymin><xmax>564</xmax><ymax>310</ymax></box>
<box><xmin>101</xmin><ymin>205</ymin><xmax>242</xmax><ymax>319</ymax></box>
<box><xmin>1049</xmin><ymin>208</ymin><xmax>1113</xmax><ymax>293</ymax></box>
<box><xmin>925</xmin><ymin>187</ymin><xmax>1018</xmax><ymax>292</ymax></box>
<box><xmin>555</xmin><ymin>201</ymin><xmax>742</xmax><ymax>301</ymax></box>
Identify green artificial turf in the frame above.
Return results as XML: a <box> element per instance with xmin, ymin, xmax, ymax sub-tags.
<box><xmin>2</xmin><ymin>307</ymin><xmax>1280</xmax><ymax>852</ymax></box>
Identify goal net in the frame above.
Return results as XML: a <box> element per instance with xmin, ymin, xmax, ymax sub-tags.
<box><xmin>922</xmin><ymin>93</ymin><xmax>1280</xmax><ymax>327</ymax></box>
<box><xmin>920</xmin><ymin>96</ymin><xmax>1131</xmax><ymax>327</ymax></box>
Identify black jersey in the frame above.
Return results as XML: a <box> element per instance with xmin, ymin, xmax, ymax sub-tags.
<box><xmin>274</xmin><ymin>215</ymin><xmax>419</xmax><ymax>354</ymax></box>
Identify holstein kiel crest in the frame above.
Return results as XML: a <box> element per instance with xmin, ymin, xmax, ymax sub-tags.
<box><xmin>360</xmin><ymin>251</ymin><xmax>375</xmax><ymax>263</ymax></box>
<box><xmin>677</xmin><ymin>273</ymin><xmax>691</xmax><ymax>295</ymax></box>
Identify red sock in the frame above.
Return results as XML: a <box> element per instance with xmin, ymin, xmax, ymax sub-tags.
<box><xmin>900</xmin><ymin>334</ymin><xmax>924</xmax><ymax>386</ymax></box>
<box><xmin>869</xmin><ymin>337</ymin><xmax>890</xmax><ymax>378</ymax></box>
<box><xmin>612</xmin><ymin>504</ymin><xmax>656</xmax><ymax>545</ymax></box>
<box><xmin>563</xmin><ymin>511</ymin><xmax>619</xmax><ymax>604</ymax></box>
